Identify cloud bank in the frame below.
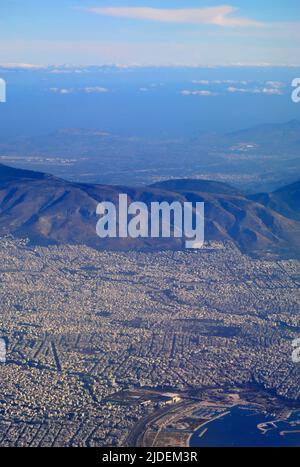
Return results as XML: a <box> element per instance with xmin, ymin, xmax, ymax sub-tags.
<box><xmin>84</xmin><ymin>6</ymin><xmax>262</xmax><ymax>28</ymax></box>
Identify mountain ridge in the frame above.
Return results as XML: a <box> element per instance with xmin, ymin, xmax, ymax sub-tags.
<box><xmin>0</xmin><ymin>163</ymin><xmax>299</xmax><ymax>258</ymax></box>
<box><xmin>249</xmin><ymin>179</ymin><xmax>300</xmax><ymax>222</ymax></box>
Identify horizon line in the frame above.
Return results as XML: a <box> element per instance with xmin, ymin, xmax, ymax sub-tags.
<box><xmin>1</xmin><ymin>63</ymin><xmax>300</xmax><ymax>70</ymax></box>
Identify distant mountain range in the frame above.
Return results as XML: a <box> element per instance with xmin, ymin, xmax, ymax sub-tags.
<box><xmin>226</xmin><ymin>119</ymin><xmax>300</xmax><ymax>148</ymax></box>
<box><xmin>200</xmin><ymin>119</ymin><xmax>300</xmax><ymax>159</ymax></box>
<box><xmin>0</xmin><ymin>163</ymin><xmax>299</xmax><ymax>258</ymax></box>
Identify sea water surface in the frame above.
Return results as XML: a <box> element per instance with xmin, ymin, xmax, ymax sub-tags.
<box><xmin>190</xmin><ymin>407</ymin><xmax>300</xmax><ymax>447</ymax></box>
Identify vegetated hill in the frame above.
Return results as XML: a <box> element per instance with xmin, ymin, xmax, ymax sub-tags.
<box><xmin>249</xmin><ymin>180</ymin><xmax>300</xmax><ymax>222</ymax></box>
<box><xmin>0</xmin><ymin>163</ymin><xmax>299</xmax><ymax>258</ymax></box>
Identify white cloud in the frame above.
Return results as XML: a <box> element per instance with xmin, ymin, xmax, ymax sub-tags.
<box><xmin>84</xmin><ymin>6</ymin><xmax>262</xmax><ymax>28</ymax></box>
<box><xmin>50</xmin><ymin>68</ymin><xmax>90</xmax><ymax>74</ymax></box>
<box><xmin>227</xmin><ymin>86</ymin><xmax>283</xmax><ymax>95</ymax></box>
<box><xmin>192</xmin><ymin>79</ymin><xmax>250</xmax><ymax>85</ymax></box>
<box><xmin>183</xmin><ymin>80</ymin><xmax>286</xmax><ymax>97</ymax></box>
<box><xmin>260</xmin><ymin>87</ymin><xmax>284</xmax><ymax>95</ymax></box>
<box><xmin>181</xmin><ymin>90</ymin><xmax>217</xmax><ymax>96</ymax></box>
<box><xmin>192</xmin><ymin>80</ymin><xmax>210</xmax><ymax>85</ymax></box>
<box><xmin>0</xmin><ymin>62</ymin><xmax>46</xmax><ymax>70</ymax></box>
<box><xmin>50</xmin><ymin>87</ymin><xmax>74</xmax><ymax>94</ymax></box>
<box><xmin>50</xmin><ymin>86</ymin><xmax>109</xmax><ymax>94</ymax></box>
<box><xmin>83</xmin><ymin>86</ymin><xmax>108</xmax><ymax>93</ymax></box>
<box><xmin>264</xmin><ymin>80</ymin><xmax>284</xmax><ymax>88</ymax></box>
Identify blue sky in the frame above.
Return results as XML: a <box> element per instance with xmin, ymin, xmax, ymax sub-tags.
<box><xmin>0</xmin><ymin>1</ymin><xmax>300</xmax><ymax>65</ymax></box>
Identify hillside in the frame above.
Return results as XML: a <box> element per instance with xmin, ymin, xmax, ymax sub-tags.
<box><xmin>249</xmin><ymin>180</ymin><xmax>300</xmax><ymax>221</ymax></box>
<box><xmin>0</xmin><ymin>163</ymin><xmax>299</xmax><ymax>258</ymax></box>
